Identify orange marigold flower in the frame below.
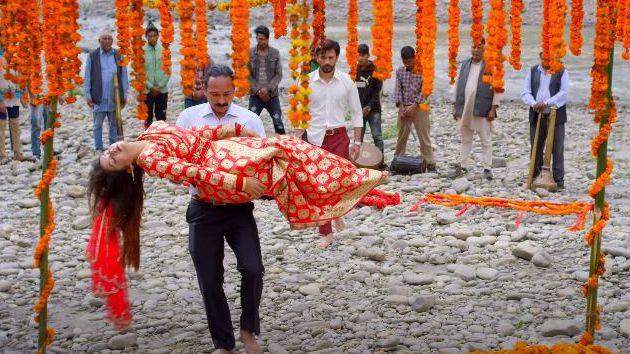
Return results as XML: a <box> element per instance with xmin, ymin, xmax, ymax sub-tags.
<box><xmin>346</xmin><ymin>0</ymin><xmax>358</xmax><ymax>78</ymax></box>
<box><xmin>447</xmin><ymin>0</ymin><xmax>460</xmax><ymax>84</ymax></box>
<box><xmin>372</xmin><ymin>0</ymin><xmax>393</xmax><ymax>80</ymax></box>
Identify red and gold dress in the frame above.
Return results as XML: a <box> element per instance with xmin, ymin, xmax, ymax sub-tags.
<box><xmin>136</xmin><ymin>121</ymin><xmax>386</xmax><ymax>229</ymax></box>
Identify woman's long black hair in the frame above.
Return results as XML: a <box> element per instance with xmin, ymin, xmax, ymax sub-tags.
<box><xmin>87</xmin><ymin>159</ymin><xmax>145</xmax><ymax>270</ymax></box>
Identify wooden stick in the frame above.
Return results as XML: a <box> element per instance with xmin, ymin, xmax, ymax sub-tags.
<box><xmin>526</xmin><ymin>112</ymin><xmax>542</xmax><ymax>189</ymax></box>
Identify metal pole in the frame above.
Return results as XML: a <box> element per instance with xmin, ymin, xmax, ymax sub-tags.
<box><xmin>585</xmin><ymin>42</ymin><xmax>614</xmax><ymax>341</ymax></box>
<box><xmin>113</xmin><ymin>72</ymin><xmax>124</xmax><ymax>141</ymax></box>
<box><xmin>37</xmin><ymin>96</ymin><xmax>57</xmax><ymax>353</ymax></box>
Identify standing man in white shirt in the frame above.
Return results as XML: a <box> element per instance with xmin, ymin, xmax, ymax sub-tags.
<box><xmin>176</xmin><ymin>64</ymin><xmax>267</xmax><ymax>354</ymax></box>
<box><xmin>294</xmin><ymin>39</ymin><xmax>363</xmax><ymax>248</ymax></box>
<box><xmin>451</xmin><ymin>38</ymin><xmax>501</xmax><ymax>181</ymax></box>
<box><xmin>521</xmin><ymin>52</ymin><xmax>569</xmax><ymax>190</ymax></box>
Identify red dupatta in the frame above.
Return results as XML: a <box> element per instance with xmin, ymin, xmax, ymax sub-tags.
<box><xmin>85</xmin><ymin>203</ymin><xmax>132</xmax><ymax>329</ymax></box>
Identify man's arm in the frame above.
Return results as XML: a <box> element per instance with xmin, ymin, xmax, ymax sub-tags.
<box><xmin>546</xmin><ymin>70</ymin><xmax>569</xmax><ymax>108</ymax></box>
<box><xmin>521</xmin><ymin>69</ymin><xmax>536</xmax><ymax>107</ymax></box>
<box><xmin>393</xmin><ymin>69</ymin><xmax>402</xmax><ymax>106</ymax></box>
<box><xmin>246</xmin><ymin>113</ymin><xmax>267</xmax><ymax>138</ymax></box>
<box><xmin>247</xmin><ymin>51</ymin><xmax>260</xmax><ymax>94</ymax></box>
<box><xmin>347</xmin><ymin>79</ymin><xmax>364</xmax><ymax>134</ymax></box>
<box><xmin>121</xmin><ymin>66</ymin><xmax>130</xmax><ymax>98</ymax></box>
<box><xmin>84</xmin><ymin>54</ymin><xmax>92</xmax><ymax>103</ymax></box>
<box><xmin>367</xmin><ymin>77</ymin><xmax>382</xmax><ymax>111</ymax></box>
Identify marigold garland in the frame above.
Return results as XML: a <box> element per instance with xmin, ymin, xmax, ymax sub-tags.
<box><xmin>548</xmin><ymin>0</ymin><xmax>567</xmax><ymax>74</ymax></box>
<box><xmin>447</xmin><ymin>0</ymin><xmax>460</xmax><ymax>85</ymax></box>
<box><xmin>589</xmin><ymin>0</ymin><xmax>616</xmax><ymax>112</ymax></box>
<box><xmin>569</xmin><ymin>0</ymin><xmax>584</xmax><ymax>56</ymax></box>
<box><xmin>371</xmin><ymin>0</ymin><xmax>393</xmax><ymax>80</ymax></box>
<box><xmin>312</xmin><ymin>0</ymin><xmax>326</xmax><ymax>47</ymax></box>
<box><xmin>346</xmin><ymin>0</ymin><xmax>358</xmax><ymax>78</ymax></box>
<box><xmin>618</xmin><ymin>0</ymin><xmax>630</xmax><ymax>59</ymax></box>
<box><xmin>129</xmin><ymin>0</ymin><xmax>148</xmax><ymax>121</ymax></box>
<box><xmin>115</xmin><ymin>0</ymin><xmax>132</xmax><ymax>67</ymax></box>
<box><xmin>230</xmin><ymin>0</ymin><xmax>250</xmax><ymax>97</ymax></box>
<box><xmin>470</xmin><ymin>340</ymin><xmax>612</xmax><ymax>354</ymax></box>
<box><xmin>271</xmin><ymin>0</ymin><xmax>288</xmax><ymax>38</ymax></box>
<box><xmin>541</xmin><ymin>0</ymin><xmax>552</xmax><ymax>70</ymax></box>
<box><xmin>178</xmin><ymin>0</ymin><xmax>195</xmax><ymax>97</ymax></box>
<box><xmin>508</xmin><ymin>0</ymin><xmax>524</xmax><ymax>70</ymax></box>
<box><xmin>195</xmin><ymin>0</ymin><xmax>209</xmax><ymax>70</ymax></box>
<box><xmin>158</xmin><ymin>0</ymin><xmax>174</xmax><ymax>75</ymax></box>
<box><xmin>483</xmin><ymin>0</ymin><xmax>508</xmax><ymax>93</ymax></box>
<box><xmin>419</xmin><ymin>0</ymin><xmax>437</xmax><ymax>109</ymax></box>
<box><xmin>287</xmin><ymin>0</ymin><xmax>311</xmax><ymax>128</ymax></box>
<box><xmin>470</xmin><ymin>0</ymin><xmax>484</xmax><ymax>48</ymax></box>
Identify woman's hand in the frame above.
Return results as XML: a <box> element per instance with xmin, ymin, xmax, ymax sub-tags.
<box><xmin>243</xmin><ymin>177</ymin><xmax>266</xmax><ymax>199</ymax></box>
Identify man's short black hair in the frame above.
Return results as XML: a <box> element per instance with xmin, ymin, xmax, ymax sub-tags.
<box><xmin>401</xmin><ymin>46</ymin><xmax>415</xmax><ymax>60</ymax></box>
<box><xmin>254</xmin><ymin>25</ymin><xmax>270</xmax><ymax>39</ymax></box>
<box><xmin>358</xmin><ymin>44</ymin><xmax>370</xmax><ymax>55</ymax></box>
<box><xmin>204</xmin><ymin>64</ymin><xmax>235</xmax><ymax>86</ymax></box>
<box><xmin>320</xmin><ymin>39</ymin><xmax>341</xmax><ymax>57</ymax></box>
<box><xmin>145</xmin><ymin>21</ymin><xmax>159</xmax><ymax>37</ymax></box>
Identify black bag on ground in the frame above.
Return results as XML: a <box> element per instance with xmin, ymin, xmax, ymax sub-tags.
<box><xmin>390</xmin><ymin>155</ymin><xmax>426</xmax><ymax>175</ymax></box>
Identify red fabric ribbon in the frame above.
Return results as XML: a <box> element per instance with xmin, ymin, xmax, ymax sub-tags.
<box><xmin>359</xmin><ymin>189</ymin><xmax>401</xmax><ymax>209</ymax></box>
<box><xmin>85</xmin><ymin>203</ymin><xmax>132</xmax><ymax>329</ymax></box>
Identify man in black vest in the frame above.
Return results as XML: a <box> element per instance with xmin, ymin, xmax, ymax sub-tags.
<box><xmin>84</xmin><ymin>30</ymin><xmax>129</xmax><ymax>155</ymax></box>
<box><xmin>521</xmin><ymin>52</ymin><xmax>569</xmax><ymax>190</ymax></box>
<box><xmin>451</xmin><ymin>39</ymin><xmax>500</xmax><ymax>181</ymax></box>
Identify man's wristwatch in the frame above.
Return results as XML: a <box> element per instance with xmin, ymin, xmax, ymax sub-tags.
<box><xmin>353</xmin><ymin>141</ymin><xmax>362</xmax><ymax>146</ymax></box>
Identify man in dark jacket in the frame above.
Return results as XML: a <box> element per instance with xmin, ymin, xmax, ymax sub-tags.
<box><xmin>247</xmin><ymin>25</ymin><xmax>285</xmax><ymax>134</ymax></box>
<box><xmin>355</xmin><ymin>44</ymin><xmax>385</xmax><ymax>169</ymax></box>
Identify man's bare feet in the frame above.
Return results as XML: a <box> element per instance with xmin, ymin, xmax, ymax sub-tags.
<box><xmin>240</xmin><ymin>329</ymin><xmax>261</xmax><ymax>354</ymax></box>
<box><xmin>317</xmin><ymin>233</ymin><xmax>334</xmax><ymax>248</ymax></box>
<box><xmin>333</xmin><ymin>217</ymin><xmax>345</xmax><ymax>232</ymax></box>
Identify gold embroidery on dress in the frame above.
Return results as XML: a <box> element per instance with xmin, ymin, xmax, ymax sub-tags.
<box><xmin>156</xmin><ymin>161</ymin><xmax>168</xmax><ymax>173</ymax></box>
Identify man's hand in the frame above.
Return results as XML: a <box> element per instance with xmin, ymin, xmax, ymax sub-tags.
<box><xmin>487</xmin><ymin>107</ymin><xmax>497</xmax><ymax>121</ymax></box>
<box><xmin>21</xmin><ymin>100</ymin><xmax>28</xmax><ymax>109</ymax></box>
<box><xmin>121</xmin><ymin>97</ymin><xmax>127</xmax><ymax>108</ymax></box>
<box><xmin>533</xmin><ymin>103</ymin><xmax>545</xmax><ymax>113</ymax></box>
<box><xmin>0</xmin><ymin>101</ymin><xmax>6</xmax><ymax>114</ymax></box>
<box><xmin>150</xmin><ymin>86</ymin><xmax>161</xmax><ymax>97</ymax></box>
<box><xmin>362</xmin><ymin>107</ymin><xmax>370</xmax><ymax>118</ymax></box>
<box><xmin>87</xmin><ymin>98</ymin><xmax>94</xmax><ymax>108</ymax></box>
<box><xmin>257</xmin><ymin>87</ymin><xmax>270</xmax><ymax>97</ymax></box>
<box><xmin>403</xmin><ymin>104</ymin><xmax>416</xmax><ymax>119</ymax></box>
<box><xmin>350</xmin><ymin>144</ymin><xmax>360</xmax><ymax>161</ymax></box>
<box><xmin>243</xmin><ymin>177</ymin><xmax>266</xmax><ymax>199</ymax></box>
<box><xmin>294</xmin><ymin>129</ymin><xmax>305</xmax><ymax>139</ymax></box>
<box><xmin>398</xmin><ymin>105</ymin><xmax>406</xmax><ymax>120</ymax></box>
<box><xmin>452</xmin><ymin>105</ymin><xmax>459</xmax><ymax>121</ymax></box>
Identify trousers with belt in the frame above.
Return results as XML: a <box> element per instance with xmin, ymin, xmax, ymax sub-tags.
<box><xmin>186</xmin><ymin>199</ymin><xmax>264</xmax><ymax>351</ymax></box>
<box><xmin>395</xmin><ymin>107</ymin><xmax>435</xmax><ymax>165</ymax></box>
<box><xmin>529</xmin><ymin>114</ymin><xmax>565</xmax><ymax>184</ymax></box>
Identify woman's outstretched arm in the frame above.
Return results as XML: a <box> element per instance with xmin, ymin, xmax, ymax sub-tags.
<box><xmin>188</xmin><ymin>123</ymin><xmax>259</xmax><ymax>140</ymax></box>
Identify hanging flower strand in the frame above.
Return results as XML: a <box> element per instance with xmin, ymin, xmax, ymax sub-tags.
<box><xmin>230</xmin><ymin>0</ymin><xmax>250</xmax><ymax>97</ymax></box>
<box><xmin>414</xmin><ymin>0</ymin><xmax>424</xmax><ymax>74</ymax></box>
<box><xmin>178</xmin><ymin>0</ymin><xmax>195</xmax><ymax>97</ymax></box>
<box><xmin>509</xmin><ymin>0</ymin><xmax>524</xmax><ymax>70</ymax></box>
<box><xmin>287</xmin><ymin>0</ymin><xmax>311</xmax><ymax>128</ymax></box>
<box><xmin>419</xmin><ymin>0</ymin><xmax>437</xmax><ymax>110</ymax></box>
<box><xmin>115</xmin><ymin>0</ymin><xmax>131</xmax><ymax>66</ymax></box>
<box><xmin>548</xmin><ymin>0</ymin><xmax>567</xmax><ymax>74</ymax></box>
<box><xmin>371</xmin><ymin>0</ymin><xmax>393</xmax><ymax>80</ymax></box>
<box><xmin>271</xmin><ymin>0</ymin><xmax>288</xmax><ymax>38</ymax></box>
<box><xmin>541</xmin><ymin>0</ymin><xmax>551</xmax><ymax>69</ymax></box>
<box><xmin>195</xmin><ymin>0</ymin><xmax>209</xmax><ymax>69</ymax></box>
<box><xmin>129</xmin><ymin>0</ymin><xmax>148</xmax><ymax>121</ymax></box>
<box><xmin>347</xmin><ymin>0</ymin><xmax>358</xmax><ymax>78</ymax></box>
<box><xmin>312</xmin><ymin>0</ymin><xmax>326</xmax><ymax>47</ymax></box>
<box><xmin>470</xmin><ymin>0</ymin><xmax>484</xmax><ymax>47</ymax></box>
<box><xmin>570</xmin><ymin>0</ymin><xmax>584</xmax><ymax>56</ymax></box>
<box><xmin>157</xmin><ymin>0</ymin><xmax>174</xmax><ymax>75</ymax></box>
<box><xmin>447</xmin><ymin>0</ymin><xmax>460</xmax><ymax>84</ymax></box>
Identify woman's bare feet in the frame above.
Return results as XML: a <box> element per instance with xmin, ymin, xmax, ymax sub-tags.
<box><xmin>240</xmin><ymin>330</ymin><xmax>261</xmax><ymax>354</ymax></box>
<box><xmin>333</xmin><ymin>217</ymin><xmax>345</xmax><ymax>232</ymax></box>
<box><xmin>378</xmin><ymin>171</ymin><xmax>389</xmax><ymax>186</ymax></box>
<box><xmin>317</xmin><ymin>233</ymin><xmax>334</xmax><ymax>248</ymax></box>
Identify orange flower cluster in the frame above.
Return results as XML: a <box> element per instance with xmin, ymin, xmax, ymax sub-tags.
<box><xmin>447</xmin><ymin>0</ymin><xmax>460</xmax><ymax>85</ymax></box>
<box><xmin>129</xmin><ymin>0</ymin><xmax>148</xmax><ymax>121</ymax></box>
<box><xmin>158</xmin><ymin>0</ymin><xmax>174</xmax><ymax>75</ymax></box>
<box><xmin>548</xmin><ymin>0</ymin><xmax>567</xmax><ymax>74</ymax></box>
<box><xmin>617</xmin><ymin>0</ymin><xmax>630</xmax><ymax>59</ymax></box>
<box><xmin>414</xmin><ymin>0</ymin><xmax>424</xmax><ymax>74</ymax></box>
<box><xmin>41</xmin><ymin>0</ymin><xmax>83</xmax><ymax>103</ymax></box>
<box><xmin>589</xmin><ymin>0</ymin><xmax>616</xmax><ymax>112</ymax></box>
<box><xmin>312</xmin><ymin>0</ymin><xmax>326</xmax><ymax>47</ymax></box>
<box><xmin>178</xmin><ymin>0</ymin><xmax>195</xmax><ymax>97</ymax></box>
<box><xmin>39</xmin><ymin>122</ymin><xmax>61</xmax><ymax>144</ymax></box>
<box><xmin>195</xmin><ymin>0</ymin><xmax>209</xmax><ymax>69</ymax></box>
<box><xmin>411</xmin><ymin>194</ymin><xmax>592</xmax><ymax>231</ymax></box>
<box><xmin>272</xmin><ymin>0</ymin><xmax>288</xmax><ymax>39</ymax></box>
<box><xmin>230</xmin><ymin>0</ymin><xmax>250</xmax><ymax>97</ymax></box>
<box><xmin>372</xmin><ymin>0</ymin><xmax>393</xmax><ymax>80</ymax></box>
<box><xmin>470</xmin><ymin>0</ymin><xmax>484</xmax><ymax>48</ymax></box>
<box><xmin>570</xmin><ymin>0</ymin><xmax>584</xmax><ymax>55</ymax></box>
<box><xmin>508</xmin><ymin>0</ymin><xmax>524</xmax><ymax>70</ymax></box>
<box><xmin>0</xmin><ymin>0</ymin><xmax>34</xmax><ymax>91</ymax></box>
<box><xmin>483</xmin><ymin>0</ymin><xmax>508</xmax><ymax>93</ymax></box>
<box><xmin>541</xmin><ymin>0</ymin><xmax>551</xmax><ymax>70</ymax></box>
<box><xmin>287</xmin><ymin>0</ymin><xmax>311</xmax><ymax>128</ymax></box>
<box><xmin>470</xmin><ymin>340</ymin><xmax>613</xmax><ymax>354</ymax></box>
<box><xmin>115</xmin><ymin>0</ymin><xmax>131</xmax><ymax>66</ymax></box>
<box><xmin>346</xmin><ymin>0</ymin><xmax>358</xmax><ymax>78</ymax></box>
<box><xmin>592</xmin><ymin>99</ymin><xmax>617</xmax><ymax>156</ymax></box>
<box><xmin>419</xmin><ymin>0</ymin><xmax>437</xmax><ymax>109</ymax></box>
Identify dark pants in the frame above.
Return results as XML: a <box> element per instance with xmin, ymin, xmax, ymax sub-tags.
<box><xmin>360</xmin><ymin>110</ymin><xmax>384</xmax><ymax>153</ymax></box>
<box><xmin>186</xmin><ymin>199</ymin><xmax>264</xmax><ymax>351</ymax></box>
<box><xmin>309</xmin><ymin>128</ymin><xmax>350</xmax><ymax>235</ymax></box>
<box><xmin>184</xmin><ymin>97</ymin><xmax>207</xmax><ymax>109</ymax></box>
<box><xmin>529</xmin><ymin>116</ymin><xmax>565</xmax><ymax>185</ymax></box>
<box><xmin>248</xmin><ymin>95</ymin><xmax>285</xmax><ymax>134</ymax></box>
<box><xmin>145</xmin><ymin>92</ymin><xmax>168</xmax><ymax>126</ymax></box>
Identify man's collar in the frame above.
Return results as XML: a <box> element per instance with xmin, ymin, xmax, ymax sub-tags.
<box><xmin>313</xmin><ymin>68</ymin><xmax>340</xmax><ymax>83</ymax></box>
<box><xmin>100</xmin><ymin>47</ymin><xmax>114</xmax><ymax>55</ymax></box>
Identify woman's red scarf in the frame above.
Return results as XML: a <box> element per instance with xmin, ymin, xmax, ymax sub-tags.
<box><xmin>85</xmin><ymin>203</ymin><xmax>132</xmax><ymax>329</ymax></box>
